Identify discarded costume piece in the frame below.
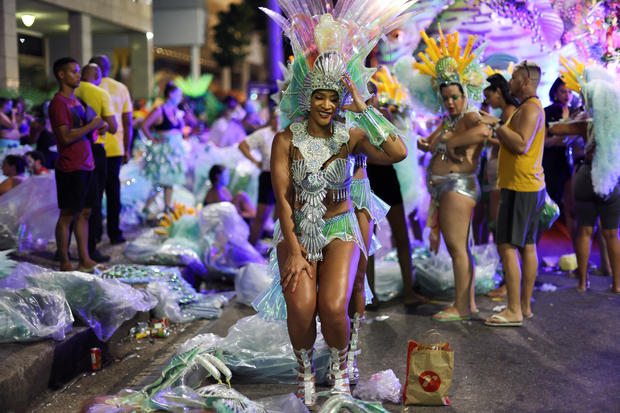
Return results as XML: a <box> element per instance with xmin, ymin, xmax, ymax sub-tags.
<box><xmin>178</xmin><ymin>314</ymin><xmax>331</xmax><ymax>384</ymax></box>
<box><xmin>2</xmin><ymin>263</ymin><xmax>157</xmax><ymax>341</ymax></box>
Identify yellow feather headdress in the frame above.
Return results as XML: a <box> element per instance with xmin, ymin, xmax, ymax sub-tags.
<box><xmin>559</xmin><ymin>56</ymin><xmax>585</xmax><ymax>94</ymax></box>
<box><xmin>412</xmin><ymin>24</ymin><xmax>486</xmax><ymax>104</ymax></box>
<box><xmin>370</xmin><ymin>66</ymin><xmax>409</xmax><ymax>108</ymax></box>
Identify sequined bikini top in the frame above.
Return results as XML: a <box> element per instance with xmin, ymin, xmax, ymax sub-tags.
<box><xmin>289</xmin><ymin>119</ymin><xmax>354</xmax><ymax>261</ymax></box>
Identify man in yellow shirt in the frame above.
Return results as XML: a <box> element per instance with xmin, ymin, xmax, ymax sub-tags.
<box><xmin>74</xmin><ymin>63</ymin><xmax>117</xmax><ymax>262</ymax></box>
<box><xmin>90</xmin><ymin>55</ymin><xmax>133</xmax><ymax>244</ymax></box>
<box><xmin>479</xmin><ymin>61</ymin><xmax>546</xmax><ymax>327</ymax></box>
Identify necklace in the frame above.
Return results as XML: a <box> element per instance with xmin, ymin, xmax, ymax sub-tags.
<box><xmin>438</xmin><ymin>110</ymin><xmax>466</xmax><ymax>161</ymax></box>
<box><xmin>518</xmin><ymin>95</ymin><xmax>538</xmax><ymax>107</ymax></box>
<box><xmin>291</xmin><ymin>120</ymin><xmax>349</xmax><ymax>172</ymax></box>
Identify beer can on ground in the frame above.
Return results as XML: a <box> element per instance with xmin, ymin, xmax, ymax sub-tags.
<box><xmin>90</xmin><ymin>347</ymin><xmax>102</xmax><ymax>371</ymax></box>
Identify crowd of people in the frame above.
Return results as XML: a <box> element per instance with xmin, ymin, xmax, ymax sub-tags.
<box><xmin>0</xmin><ymin>6</ymin><xmax>618</xmax><ymax>405</ymax></box>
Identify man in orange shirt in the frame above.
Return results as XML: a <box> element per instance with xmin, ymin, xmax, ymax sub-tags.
<box><xmin>480</xmin><ymin>61</ymin><xmax>546</xmax><ymax>327</ymax></box>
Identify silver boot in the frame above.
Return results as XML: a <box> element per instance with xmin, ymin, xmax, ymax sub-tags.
<box><xmin>293</xmin><ymin>348</ymin><xmax>316</xmax><ymax>407</ymax></box>
<box><xmin>347</xmin><ymin>313</ymin><xmax>362</xmax><ymax>385</ymax></box>
<box><xmin>328</xmin><ymin>346</ymin><xmax>350</xmax><ymax>395</ymax></box>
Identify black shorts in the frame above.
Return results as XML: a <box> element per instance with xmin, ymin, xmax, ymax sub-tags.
<box><xmin>367</xmin><ymin>164</ymin><xmax>403</xmax><ymax>206</ymax></box>
<box><xmin>496</xmin><ymin>188</ymin><xmax>545</xmax><ymax>247</ymax></box>
<box><xmin>257</xmin><ymin>171</ymin><xmax>275</xmax><ymax>205</ymax></box>
<box><xmin>573</xmin><ymin>164</ymin><xmax>620</xmax><ymax>229</ymax></box>
<box><xmin>55</xmin><ymin>169</ymin><xmax>96</xmax><ymax>213</ymax></box>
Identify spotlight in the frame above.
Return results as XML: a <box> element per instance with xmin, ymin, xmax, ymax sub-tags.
<box><xmin>146</xmin><ymin>31</ymin><xmax>154</xmax><ymax>40</ymax></box>
<box><xmin>21</xmin><ymin>14</ymin><xmax>35</xmax><ymax>27</ymax></box>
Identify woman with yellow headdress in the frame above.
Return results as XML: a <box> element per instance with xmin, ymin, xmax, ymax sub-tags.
<box><xmin>549</xmin><ymin>59</ymin><xmax>620</xmax><ymax>293</ymax></box>
<box><xmin>397</xmin><ymin>26</ymin><xmax>490</xmax><ymax>321</ymax></box>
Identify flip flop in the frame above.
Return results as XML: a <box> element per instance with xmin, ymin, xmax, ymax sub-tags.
<box><xmin>523</xmin><ymin>313</ymin><xmax>534</xmax><ymax>320</ymax></box>
<box><xmin>433</xmin><ymin>310</ymin><xmax>470</xmax><ymax>322</ymax></box>
<box><xmin>78</xmin><ymin>264</ymin><xmax>109</xmax><ymax>274</ymax></box>
<box><xmin>484</xmin><ymin>314</ymin><xmax>523</xmax><ymax>327</ymax></box>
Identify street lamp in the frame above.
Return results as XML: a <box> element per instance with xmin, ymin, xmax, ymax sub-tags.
<box><xmin>21</xmin><ymin>14</ymin><xmax>35</xmax><ymax>27</ymax></box>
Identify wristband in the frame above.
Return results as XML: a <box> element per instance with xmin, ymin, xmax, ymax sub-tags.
<box><xmin>350</xmin><ymin>106</ymin><xmax>400</xmax><ymax>149</ymax></box>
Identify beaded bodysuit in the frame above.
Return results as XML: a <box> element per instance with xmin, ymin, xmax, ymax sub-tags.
<box><xmin>290</xmin><ymin>120</ymin><xmax>355</xmax><ymax>261</ymax></box>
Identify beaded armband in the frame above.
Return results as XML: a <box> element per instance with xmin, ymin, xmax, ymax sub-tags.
<box><xmin>351</xmin><ymin>106</ymin><xmax>400</xmax><ymax>149</ymax></box>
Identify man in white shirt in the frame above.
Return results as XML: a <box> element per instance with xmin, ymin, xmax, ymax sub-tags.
<box><xmin>238</xmin><ymin>109</ymin><xmax>278</xmax><ymax>245</ymax></box>
<box><xmin>209</xmin><ymin>96</ymin><xmax>247</xmax><ymax>147</ymax></box>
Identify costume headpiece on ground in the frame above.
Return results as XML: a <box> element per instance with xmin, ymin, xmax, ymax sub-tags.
<box><xmin>560</xmin><ymin>56</ymin><xmax>620</xmax><ymax>196</ymax></box>
<box><xmin>395</xmin><ymin>24</ymin><xmax>486</xmax><ymax>114</ymax></box>
<box><xmin>261</xmin><ymin>0</ymin><xmax>417</xmax><ymax>128</ymax></box>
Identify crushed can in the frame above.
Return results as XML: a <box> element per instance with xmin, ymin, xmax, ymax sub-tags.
<box><xmin>90</xmin><ymin>348</ymin><xmax>102</xmax><ymax>371</ymax></box>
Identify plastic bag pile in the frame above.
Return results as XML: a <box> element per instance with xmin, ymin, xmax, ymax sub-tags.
<box><xmin>0</xmin><ymin>173</ymin><xmax>58</xmax><ymax>251</ymax></box>
<box><xmin>414</xmin><ymin>243</ymin><xmax>500</xmax><ymax>297</ymax></box>
<box><xmin>0</xmin><ymin>262</ymin><xmax>157</xmax><ymax>342</ymax></box>
<box><xmin>178</xmin><ymin>314</ymin><xmax>331</xmax><ymax>384</ymax></box>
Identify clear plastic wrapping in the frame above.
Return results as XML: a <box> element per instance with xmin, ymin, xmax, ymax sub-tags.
<box><xmin>414</xmin><ymin>243</ymin><xmax>499</xmax><ymax>297</ymax></box>
<box><xmin>235</xmin><ymin>263</ymin><xmax>273</xmax><ymax>307</ymax></box>
<box><xmin>200</xmin><ymin>203</ymin><xmax>264</xmax><ymax>271</ymax></box>
<box><xmin>178</xmin><ymin>314</ymin><xmax>330</xmax><ymax>384</ymax></box>
<box><xmin>2</xmin><ymin>263</ymin><xmax>158</xmax><ymax>341</ymax></box>
<box><xmin>352</xmin><ymin>369</ymin><xmax>402</xmax><ymax>403</ymax></box>
<box><xmin>0</xmin><ymin>173</ymin><xmax>58</xmax><ymax>251</ymax></box>
<box><xmin>0</xmin><ymin>287</ymin><xmax>74</xmax><ymax>343</ymax></box>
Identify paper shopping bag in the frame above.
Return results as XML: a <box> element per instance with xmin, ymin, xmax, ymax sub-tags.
<box><xmin>403</xmin><ymin>339</ymin><xmax>453</xmax><ymax>405</ymax></box>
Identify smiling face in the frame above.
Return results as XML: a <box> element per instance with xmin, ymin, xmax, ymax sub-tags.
<box><xmin>309</xmin><ymin>89</ymin><xmax>339</xmax><ymax>128</ymax></box>
<box><xmin>440</xmin><ymin>84</ymin><xmax>465</xmax><ymax>116</ymax></box>
<box><xmin>167</xmin><ymin>87</ymin><xmax>183</xmax><ymax>107</ymax></box>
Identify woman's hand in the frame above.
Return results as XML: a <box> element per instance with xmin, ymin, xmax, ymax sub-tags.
<box><xmin>478</xmin><ymin>110</ymin><xmax>500</xmax><ymax>127</ymax></box>
<box><xmin>280</xmin><ymin>250</ymin><xmax>313</xmax><ymax>293</ymax></box>
<box><xmin>341</xmin><ymin>73</ymin><xmax>367</xmax><ymax>113</ymax></box>
<box><xmin>417</xmin><ymin>137</ymin><xmax>431</xmax><ymax>152</ymax></box>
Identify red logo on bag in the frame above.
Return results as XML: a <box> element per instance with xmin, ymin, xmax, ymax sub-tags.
<box><xmin>419</xmin><ymin>371</ymin><xmax>441</xmax><ymax>392</ymax></box>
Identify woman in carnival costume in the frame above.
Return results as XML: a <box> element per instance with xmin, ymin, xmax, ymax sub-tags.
<box><xmin>398</xmin><ymin>26</ymin><xmax>490</xmax><ymax>321</ymax></box>
<box><xmin>140</xmin><ymin>82</ymin><xmax>186</xmax><ymax>215</ymax></box>
<box><xmin>363</xmin><ymin>69</ymin><xmax>429</xmax><ymax>308</ymax></box>
<box><xmin>253</xmin><ymin>0</ymin><xmax>413</xmax><ymax>406</ymax></box>
<box><xmin>548</xmin><ymin>58</ymin><xmax>620</xmax><ymax>293</ymax></box>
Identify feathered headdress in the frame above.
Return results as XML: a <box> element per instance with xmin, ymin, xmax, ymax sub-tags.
<box><xmin>484</xmin><ymin>62</ymin><xmax>514</xmax><ymax>81</ymax></box>
<box><xmin>261</xmin><ymin>0</ymin><xmax>417</xmax><ymax>128</ymax></box>
<box><xmin>559</xmin><ymin>57</ymin><xmax>620</xmax><ymax>197</ymax></box>
<box><xmin>370</xmin><ymin>66</ymin><xmax>411</xmax><ymax>109</ymax></box>
<box><xmin>395</xmin><ymin>24</ymin><xmax>486</xmax><ymax>114</ymax></box>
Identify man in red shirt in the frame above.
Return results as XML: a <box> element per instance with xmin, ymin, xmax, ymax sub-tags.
<box><xmin>49</xmin><ymin>57</ymin><xmax>105</xmax><ymax>272</ymax></box>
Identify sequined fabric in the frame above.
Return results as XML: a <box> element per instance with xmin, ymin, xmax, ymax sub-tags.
<box><xmin>252</xmin><ymin>210</ymin><xmax>369</xmax><ymax>321</ymax></box>
<box><xmin>142</xmin><ymin>130</ymin><xmax>186</xmax><ymax>186</ymax></box>
<box><xmin>290</xmin><ymin>120</ymin><xmax>354</xmax><ymax>261</ymax></box>
<box><xmin>350</xmin><ymin>178</ymin><xmax>390</xmax><ymax>226</ymax></box>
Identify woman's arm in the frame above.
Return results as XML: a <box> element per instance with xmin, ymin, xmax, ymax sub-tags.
<box><xmin>445</xmin><ymin>112</ymin><xmax>492</xmax><ymax>149</ymax></box>
<box><xmin>352</xmin><ymin>127</ymin><xmax>407</xmax><ymax>165</ymax></box>
<box><xmin>417</xmin><ymin>123</ymin><xmax>442</xmax><ymax>152</ymax></box>
<box><xmin>140</xmin><ymin>106</ymin><xmax>162</xmax><ymax>141</ymax></box>
<box><xmin>238</xmin><ymin>140</ymin><xmax>261</xmax><ymax>168</ymax></box>
<box><xmin>548</xmin><ymin>120</ymin><xmax>588</xmax><ymax>137</ymax></box>
<box><xmin>0</xmin><ymin>112</ymin><xmax>15</xmax><ymax>129</ymax></box>
<box><xmin>271</xmin><ymin>130</ymin><xmax>312</xmax><ymax>293</ymax></box>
